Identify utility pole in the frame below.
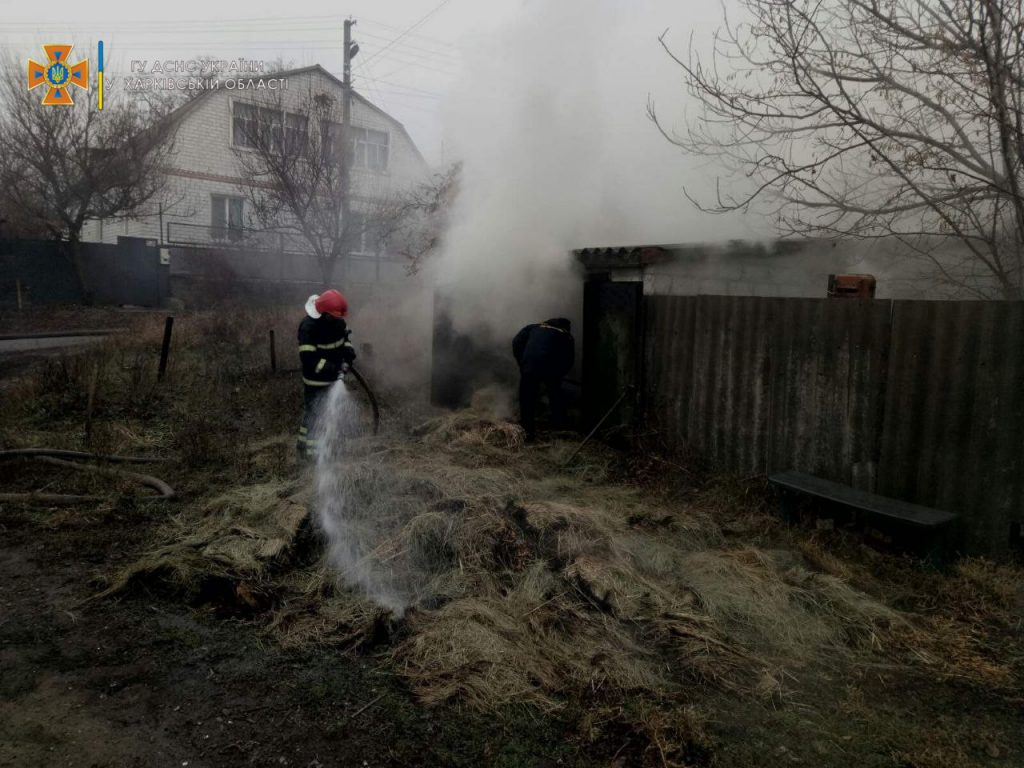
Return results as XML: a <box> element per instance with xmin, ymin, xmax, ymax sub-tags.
<box><xmin>340</xmin><ymin>18</ymin><xmax>356</xmax><ymax>286</ymax></box>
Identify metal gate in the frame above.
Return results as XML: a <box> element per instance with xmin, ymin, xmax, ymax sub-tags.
<box><xmin>582</xmin><ymin>279</ymin><xmax>643</xmax><ymax>431</ymax></box>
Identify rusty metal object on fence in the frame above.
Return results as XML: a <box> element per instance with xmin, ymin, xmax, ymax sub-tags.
<box><xmin>827</xmin><ymin>273</ymin><xmax>877</xmax><ymax>298</ymax></box>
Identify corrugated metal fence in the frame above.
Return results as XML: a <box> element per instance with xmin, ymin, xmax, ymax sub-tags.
<box><xmin>168</xmin><ymin>244</ymin><xmax>410</xmax><ymax>308</ymax></box>
<box><xmin>0</xmin><ymin>237</ymin><xmax>167</xmax><ymax>307</ymax></box>
<box><xmin>644</xmin><ymin>295</ymin><xmax>1024</xmax><ymax>557</ymax></box>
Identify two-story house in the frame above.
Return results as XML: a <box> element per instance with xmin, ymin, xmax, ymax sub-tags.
<box><xmin>82</xmin><ymin>64</ymin><xmax>431</xmax><ymax>291</ymax></box>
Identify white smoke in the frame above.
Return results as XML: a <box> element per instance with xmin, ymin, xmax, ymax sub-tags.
<box><xmin>433</xmin><ymin>0</ymin><xmax>769</xmax><ymax>335</ymax></box>
<box><xmin>312</xmin><ymin>3</ymin><xmax>778</xmax><ymax>611</ymax></box>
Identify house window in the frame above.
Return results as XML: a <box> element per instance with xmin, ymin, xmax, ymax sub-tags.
<box><xmin>326</xmin><ymin>125</ymin><xmax>390</xmax><ymax>172</ymax></box>
<box><xmin>348</xmin><ymin>211</ymin><xmax>382</xmax><ymax>255</ymax></box>
<box><xmin>285</xmin><ymin>112</ymin><xmax>308</xmax><ymax>154</ymax></box>
<box><xmin>233</xmin><ymin>102</ymin><xmax>280</xmax><ymax>150</ymax></box>
<box><xmin>232</xmin><ymin>102</ymin><xmax>260</xmax><ymax>148</ymax></box>
<box><xmin>233</xmin><ymin>102</ymin><xmax>308</xmax><ymax>154</ymax></box>
<box><xmin>351</xmin><ymin>127</ymin><xmax>389</xmax><ymax>172</ymax></box>
<box><xmin>211</xmin><ymin>194</ymin><xmax>245</xmax><ymax>241</ymax></box>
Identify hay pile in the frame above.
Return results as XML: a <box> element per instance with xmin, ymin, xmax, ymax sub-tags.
<box><xmin>99</xmin><ymin>481</ymin><xmax>309</xmax><ymax>604</ymax></box>
<box><xmin>106</xmin><ymin>408</ymin><xmax>914</xmax><ymax>711</ymax></box>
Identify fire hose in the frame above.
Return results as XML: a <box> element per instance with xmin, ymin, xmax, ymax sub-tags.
<box><xmin>282</xmin><ymin>361</ymin><xmax>381</xmax><ymax>435</ymax></box>
<box><xmin>0</xmin><ymin>449</ymin><xmax>175</xmax><ymax>503</ymax></box>
<box><xmin>342</xmin><ymin>363</ymin><xmax>381</xmax><ymax>435</ymax></box>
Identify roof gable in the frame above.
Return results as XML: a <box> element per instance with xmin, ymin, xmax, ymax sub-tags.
<box><xmin>160</xmin><ymin>64</ymin><xmax>428</xmax><ymax>171</ymax></box>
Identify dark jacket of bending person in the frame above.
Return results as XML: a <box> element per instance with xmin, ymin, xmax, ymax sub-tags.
<box><xmin>512</xmin><ymin>318</ymin><xmax>574</xmax><ymax>438</ymax></box>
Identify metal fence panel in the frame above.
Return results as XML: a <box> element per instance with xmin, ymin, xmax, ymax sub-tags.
<box><xmin>878</xmin><ymin>301</ymin><xmax>1024</xmax><ymax>555</ymax></box>
<box><xmin>767</xmin><ymin>298</ymin><xmax>891</xmax><ymax>489</ymax></box>
<box><xmin>0</xmin><ymin>237</ymin><xmax>166</xmax><ymax>308</ymax></box>
<box><xmin>639</xmin><ymin>294</ymin><xmax>1023</xmax><ymax>557</ymax></box>
<box><xmin>0</xmin><ymin>239</ymin><xmax>82</xmax><ymax>306</ymax></box>
<box><xmin>644</xmin><ymin>295</ymin><xmax>697</xmax><ymax>454</ymax></box>
<box><xmin>583</xmin><ymin>281</ymin><xmax>643</xmax><ymax>430</ymax></box>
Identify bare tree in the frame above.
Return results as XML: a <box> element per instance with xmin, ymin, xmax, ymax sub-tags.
<box><xmin>0</xmin><ymin>57</ymin><xmax>177</xmax><ymax>302</ymax></box>
<box><xmin>651</xmin><ymin>0</ymin><xmax>1024</xmax><ymax>299</ymax></box>
<box><xmin>233</xmin><ymin>86</ymin><xmax>369</xmax><ymax>286</ymax></box>
<box><xmin>377</xmin><ymin>162</ymin><xmax>460</xmax><ymax>275</ymax></box>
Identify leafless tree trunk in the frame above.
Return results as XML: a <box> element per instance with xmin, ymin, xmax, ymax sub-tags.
<box><xmin>233</xmin><ymin>86</ymin><xmax>363</xmax><ymax>287</ymax></box>
<box><xmin>376</xmin><ymin>162</ymin><xmax>460</xmax><ymax>275</ymax></box>
<box><xmin>0</xmin><ymin>56</ymin><xmax>177</xmax><ymax>303</ymax></box>
<box><xmin>651</xmin><ymin>0</ymin><xmax>1024</xmax><ymax>299</ymax></box>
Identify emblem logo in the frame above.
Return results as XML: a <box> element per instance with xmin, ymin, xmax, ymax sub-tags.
<box><xmin>28</xmin><ymin>45</ymin><xmax>89</xmax><ymax>106</ymax></box>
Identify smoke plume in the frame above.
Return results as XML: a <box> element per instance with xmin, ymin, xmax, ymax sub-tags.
<box><xmin>433</xmin><ymin>0</ymin><xmax>769</xmax><ymax>335</ymax></box>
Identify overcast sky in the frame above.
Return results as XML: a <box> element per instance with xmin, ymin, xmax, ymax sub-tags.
<box><xmin>2</xmin><ymin>0</ymin><xmax>770</xmax><ymax>267</ymax></box>
<box><xmin>0</xmin><ymin>1</ymin><xmax>729</xmax><ymax>168</ymax></box>
<box><xmin>1</xmin><ymin>1</ymin><xmax>535</xmax><ymax>165</ymax></box>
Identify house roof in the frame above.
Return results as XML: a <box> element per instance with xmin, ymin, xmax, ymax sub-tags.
<box><xmin>573</xmin><ymin>245</ymin><xmax>671</xmax><ymax>270</ymax></box>
<box><xmin>160</xmin><ymin>64</ymin><xmax>429</xmax><ymax>172</ymax></box>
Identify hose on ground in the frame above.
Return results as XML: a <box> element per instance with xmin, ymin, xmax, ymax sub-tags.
<box><xmin>33</xmin><ymin>456</ymin><xmax>176</xmax><ymax>499</ymax></box>
<box><xmin>0</xmin><ymin>493</ymin><xmax>105</xmax><ymax>505</ymax></box>
<box><xmin>0</xmin><ymin>449</ymin><xmax>164</xmax><ymax>464</ymax></box>
<box><xmin>346</xmin><ymin>364</ymin><xmax>381</xmax><ymax>435</ymax></box>
<box><xmin>280</xmin><ymin>365</ymin><xmax>381</xmax><ymax>435</ymax></box>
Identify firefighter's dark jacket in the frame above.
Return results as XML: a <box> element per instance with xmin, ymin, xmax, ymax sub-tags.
<box><xmin>512</xmin><ymin>319</ymin><xmax>574</xmax><ymax>378</ymax></box>
<box><xmin>298</xmin><ymin>315</ymin><xmax>355</xmax><ymax>387</ymax></box>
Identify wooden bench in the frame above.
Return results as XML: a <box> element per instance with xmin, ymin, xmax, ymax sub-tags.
<box><xmin>768</xmin><ymin>470</ymin><xmax>959</xmax><ymax>564</ymax></box>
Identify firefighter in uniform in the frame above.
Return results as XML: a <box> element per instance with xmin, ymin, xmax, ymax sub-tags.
<box><xmin>512</xmin><ymin>318</ymin><xmax>574</xmax><ymax>440</ymax></box>
<box><xmin>297</xmin><ymin>289</ymin><xmax>356</xmax><ymax>459</ymax></box>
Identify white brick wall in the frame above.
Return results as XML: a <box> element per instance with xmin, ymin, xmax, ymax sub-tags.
<box><xmin>83</xmin><ymin>66</ymin><xmax>430</xmax><ymax>247</ymax></box>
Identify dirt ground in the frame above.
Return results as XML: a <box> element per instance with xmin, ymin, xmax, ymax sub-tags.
<box><xmin>0</xmin><ymin>307</ymin><xmax>576</xmax><ymax>767</ymax></box>
<box><xmin>1</xmin><ymin>306</ymin><xmax>1022</xmax><ymax>768</ymax></box>
<box><xmin>0</xmin><ymin>508</ymin><xmax>582</xmax><ymax>768</ymax></box>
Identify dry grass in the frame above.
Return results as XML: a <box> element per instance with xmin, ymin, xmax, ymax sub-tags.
<box><xmin>98</xmin><ymin>406</ymin><xmax>971</xmax><ymax>718</ymax></box>
<box><xmin>34</xmin><ymin>320</ymin><xmax>1013</xmax><ymax>723</ymax></box>
<box><xmin>5</xmin><ymin>308</ymin><xmax>1021</xmax><ymax>766</ymax></box>
<box><xmin>96</xmin><ymin>480</ymin><xmax>309</xmax><ymax>599</ymax></box>
<box><xmin>799</xmin><ymin>533</ymin><xmax>1024</xmax><ymax>692</ymax></box>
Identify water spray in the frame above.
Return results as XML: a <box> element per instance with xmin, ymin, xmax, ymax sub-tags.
<box><xmin>311</xmin><ymin>364</ymin><xmax>408</xmax><ymax>613</ymax></box>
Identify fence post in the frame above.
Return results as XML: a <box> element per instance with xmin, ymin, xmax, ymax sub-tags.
<box><xmin>279</xmin><ymin>233</ymin><xmax>286</xmax><ymax>304</ymax></box>
<box><xmin>15</xmin><ymin>279</ymin><xmax>22</xmax><ymax>310</ymax></box>
<box><xmin>269</xmin><ymin>329</ymin><xmax>277</xmax><ymax>373</ymax></box>
<box><xmin>85</xmin><ymin>362</ymin><xmax>99</xmax><ymax>448</ymax></box>
<box><xmin>158</xmin><ymin>316</ymin><xmax>174</xmax><ymax>381</ymax></box>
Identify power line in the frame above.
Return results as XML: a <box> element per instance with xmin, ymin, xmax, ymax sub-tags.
<box><xmin>356</xmin><ymin>51</ymin><xmax>458</xmax><ymax>77</ymax></box>
<box><xmin>354</xmin><ymin>15</ymin><xmax>459</xmax><ymax>49</ymax></box>
<box><xmin>356</xmin><ymin>55</ymin><xmax>392</xmax><ymax>115</ymax></box>
<box><xmin>359</xmin><ymin>0</ymin><xmax>456</xmax><ymax>68</ymax></box>
<box><xmin>355</xmin><ymin>30</ymin><xmax>460</xmax><ymax>64</ymax></box>
<box><xmin>0</xmin><ymin>15</ymin><xmax>460</xmax><ymax>51</ymax></box>
<box><xmin>1</xmin><ymin>32</ymin><xmax>461</xmax><ymax>69</ymax></box>
<box><xmin>5</xmin><ymin>40</ymin><xmax>461</xmax><ymax>80</ymax></box>
<box><xmin>355</xmin><ymin>77</ymin><xmax>443</xmax><ymax>98</ymax></box>
<box><xmin>354</xmin><ymin>37</ymin><xmax>461</xmax><ymax>72</ymax></box>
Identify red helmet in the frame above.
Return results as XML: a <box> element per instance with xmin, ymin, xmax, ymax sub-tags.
<box><xmin>314</xmin><ymin>289</ymin><xmax>348</xmax><ymax>318</ymax></box>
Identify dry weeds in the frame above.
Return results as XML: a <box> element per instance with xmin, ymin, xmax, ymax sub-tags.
<box><xmin>96</xmin><ymin>407</ymin><xmax>999</xmax><ymax>719</ymax></box>
<box><xmin>5</xmin><ymin>309</ymin><xmax>1020</xmax><ymax>766</ymax></box>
